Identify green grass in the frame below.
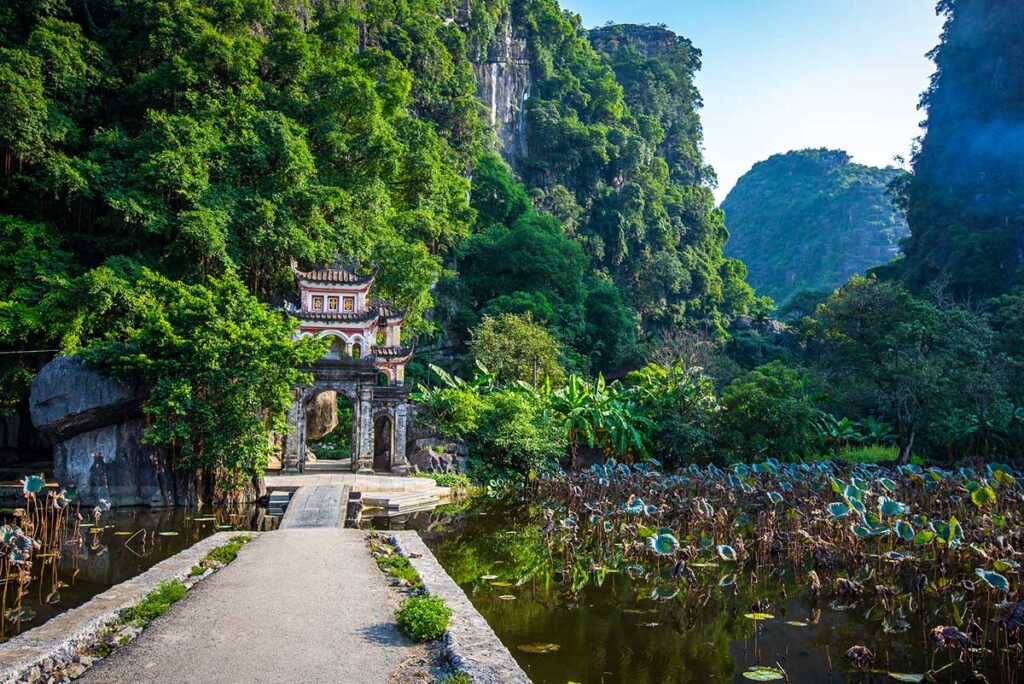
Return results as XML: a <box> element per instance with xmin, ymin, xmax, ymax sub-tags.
<box><xmin>376</xmin><ymin>551</ymin><xmax>423</xmax><ymax>587</ymax></box>
<box><xmin>121</xmin><ymin>579</ymin><xmax>187</xmax><ymax>625</ymax></box>
<box><xmin>438</xmin><ymin>673</ymin><xmax>472</xmax><ymax>684</ymax></box>
<box><xmin>204</xmin><ymin>534</ymin><xmax>253</xmax><ymax>564</ymax></box>
<box><xmin>411</xmin><ymin>471</ymin><xmax>471</xmax><ymax>489</ymax></box>
<box><xmin>807</xmin><ymin>445</ymin><xmax>900</xmax><ymax>465</ymax></box>
<box><xmin>189</xmin><ymin>534</ymin><xmax>253</xmax><ymax>577</ymax></box>
<box><xmin>395</xmin><ymin>594</ymin><xmax>451</xmax><ymax>642</ymax></box>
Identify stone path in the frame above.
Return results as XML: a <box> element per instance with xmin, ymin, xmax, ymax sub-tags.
<box><xmin>279</xmin><ymin>483</ymin><xmax>350</xmax><ymax>529</ymax></box>
<box><xmin>83</xmin><ymin>488</ymin><xmax>423</xmax><ymax>684</ymax></box>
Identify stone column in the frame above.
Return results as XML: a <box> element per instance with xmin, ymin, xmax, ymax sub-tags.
<box><xmin>282</xmin><ymin>395</ymin><xmax>304</xmax><ymax>474</ymax></box>
<box><xmin>391</xmin><ymin>402</ymin><xmax>409</xmax><ymax>475</ymax></box>
<box><xmin>355</xmin><ymin>386</ymin><xmax>374</xmax><ymax>473</ymax></box>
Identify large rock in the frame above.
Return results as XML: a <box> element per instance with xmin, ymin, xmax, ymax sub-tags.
<box><xmin>29</xmin><ymin>356</ymin><xmax>143</xmax><ymax>442</ymax></box>
<box><xmin>304</xmin><ymin>391</ymin><xmax>338</xmax><ymax>440</ymax></box>
<box><xmin>408</xmin><ymin>437</ymin><xmax>467</xmax><ymax>474</ymax></box>
<box><xmin>52</xmin><ymin>419</ymin><xmax>177</xmax><ymax>507</ymax></box>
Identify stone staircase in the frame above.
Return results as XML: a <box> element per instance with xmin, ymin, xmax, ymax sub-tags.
<box><xmin>360</xmin><ymin>489</ymin><xmax>442</xmax><ymax>515</ymax></box>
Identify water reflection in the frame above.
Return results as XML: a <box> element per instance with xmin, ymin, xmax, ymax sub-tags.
<box><xmin>1</xmin><ymin>504</ymin><xmax>276</xmax><ymax>642</ymax></box>
<box><xmin>365</xmin><ymin>499</ymin><xmax>1006</xmax><ymax>684</ymax></box>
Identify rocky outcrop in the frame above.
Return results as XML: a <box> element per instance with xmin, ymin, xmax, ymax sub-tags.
<box><xmin>471</xmin><ymin>17</ymin><xmax>530</xmax><ymax>165</ymax></box>
<box><xmin>29</xmin><ymin>356</ymin><xmax>144</xmax><ymax>444</ymax></box>
<box><xmin>29</xmin><ymin>356</ymin><xmax>181</xmax><ymax>507</ymax></box>
<box><xmin>588</xmin><ymin>24</ymin><xmax>679</xmax><ymax>57</ymax></box>
<box><xmin>304</xmin><ymin>391</ymin><xmax>338</xmax><ymax>440</ymax></box>
<box><xmin>407</xmin><ymin>437</ymin><xmax>467</xmax><ymax>474</ymax></box>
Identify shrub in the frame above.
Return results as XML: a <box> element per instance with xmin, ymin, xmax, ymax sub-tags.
<box><xmin>395</xmin><ymin>595</ymin><xmax>451</xmax><ymax>642</ymax></box>
<box><xmin>411</xmin><ymin>472</ymin><xmax>471</xmax><ymax>489</ymax></box>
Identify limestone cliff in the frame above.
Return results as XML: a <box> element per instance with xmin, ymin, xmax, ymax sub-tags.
<box><xmin>470</xmin><ymin>14</ymin><xmax>530</xmax><ymax>166</ymax></box>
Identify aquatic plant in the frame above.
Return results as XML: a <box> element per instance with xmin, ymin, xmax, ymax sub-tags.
<box><xmin>494</xmin><ymin>456</ymin><xmax>1024</xmax><ymax>681</ymax></box>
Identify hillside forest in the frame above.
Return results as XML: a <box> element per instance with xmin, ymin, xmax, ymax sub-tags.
<box><xmin>1</xmin><ymin>0</ymin><xmax>1023</xmax><ymax>493</ymax></box>
<box><xmin>722</xmin><ymin>149</ymin><xmax>908</xmax><ymax>306</ymax></box>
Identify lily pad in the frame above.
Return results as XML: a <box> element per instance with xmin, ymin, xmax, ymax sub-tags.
<box><xmin>975</xmin><ymin>568</ymin><xmax>1010</xmax><ymax>591</ymax></box>
<box><xmin>517</xmin><ymin>643</ymin><xmax>561</xmax><ymax>654</ymax></box>
<box><xmin>742</xmin><ymin>666</ymin><xmax>785</xmax><ymax>681</ymax></box>
<box><xmin>888</xmin><ymin>674</ymin><xmax>925</xmax><ymax>683</ymax></box>
<box><xmin>744</xmin><ymin>612</ymin><xmax>775</xmax><ymax>620</ymax></box>
<box><xmin>785</xmin><ymin>621</ymin><xmax>808</xmax><ymax>627</ymax></box>
<box><xmin>157</xmin><ymin>531</ymin><xmax>179</xmax><ymax>537</ymax></box>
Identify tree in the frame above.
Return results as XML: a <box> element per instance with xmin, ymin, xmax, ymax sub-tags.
<box><xmin>625</xmin><ymin>362</ymin><xmax>718</xmax><ymax>467</ymax></box>
<box><xmin>809</xmin><ymin>276</ymin><xmax>944</xmax><ymax>463</ymax></box>
<box><xmin>82</xmin><ymin>269</ymin><xmax>325</xmax><ymax>499</ymax></box>
<box><xmin>716</xmin><ymin>361</ymin><xmax>819</xmax><ymax>462</ymax></box>
<box><xmin>470</xmin><ymin>312</ymin><xmax>564</xmax><ymax>386</ymax></box>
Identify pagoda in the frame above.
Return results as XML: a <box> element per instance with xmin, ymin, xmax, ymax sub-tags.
<box><xmin>289</xmin><ymin>264</ymin><xmax>413</xmax><ymax>385</ymax></box>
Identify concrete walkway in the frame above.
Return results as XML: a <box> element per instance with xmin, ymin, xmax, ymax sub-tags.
<box><xmin>279</xmin><ymin>483</ymin><xmax>350</xmax><ymax>529</ymax></box>
<box><xmin>83</xmin><ymin>501</ymin><xmax>420</xmax><ymax>682</ymax></box>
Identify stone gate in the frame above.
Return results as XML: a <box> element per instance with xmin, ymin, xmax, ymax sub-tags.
<box><xmin>282</xmin><ymin>359</ymin><xmax>410</xmax><ymax>474</ymax></box>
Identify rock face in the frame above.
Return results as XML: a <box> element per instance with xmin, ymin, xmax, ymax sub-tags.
<box><xmin>304</xmin><ymin>391</ymin><xmax>338</xmax><ymax>440</ymax></box>
<box><xmin>588</xmin><ymin>24</ymin><xmax>678</xmax><ymax>57</ymax></box>
<box><xmin>29</xmin><ymin>356</ymin><xmax>144</xmax><ymax>443</ymax></box>
<box><xmin>471</xmin><ymin>17</ymin><xmax>530</xmax><ymax>165</ymax></box>
<box><xmin>29</xmin><ymin>356</ymin><xmax>179</xmax><ymax>507</ymax></box>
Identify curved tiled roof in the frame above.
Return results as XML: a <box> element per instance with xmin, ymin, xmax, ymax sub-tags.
<box><xmin>372</xmin><ymin>345</ymin><xmax>414</xmax><ymax>359</ymax></box>
<box><xmin>295</xmin><ymin>268</ymin><xmax>375</xmax><ymax>285</ymax></box>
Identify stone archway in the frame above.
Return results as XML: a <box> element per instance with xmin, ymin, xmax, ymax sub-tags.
<box><xmin>373</xmin><ymin>413</ymin><xmax>394</xmax><ymax>471</ymax></box>
<box><xmin>282</xmin><ymin>359</ymin><xmax>411</xmax><ymax>474</ymax></box>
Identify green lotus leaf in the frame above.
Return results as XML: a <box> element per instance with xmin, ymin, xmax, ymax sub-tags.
<box><xmin>975</xmin><ymin>568</ymin><xmax>1010</xmax><ymax>591</ymax></box>
<box><xmin>742</xmin><ymin>666</ymin><xmax>785</xmax><ymax>681</ymax></box>
<box><xmin>716</xmin><ymin>544</ymin><xmax>737</xmax><ymax>561</ymax></box>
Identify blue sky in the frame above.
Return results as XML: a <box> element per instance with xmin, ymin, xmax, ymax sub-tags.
<box><xmin>559</xmin><ymin>0</ymin><xmax>945</xmax><ymax>202</ymax></box>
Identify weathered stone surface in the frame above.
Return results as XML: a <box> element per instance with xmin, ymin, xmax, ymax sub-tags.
<box><xmin>408</xmin><ymin>437</ymin><xmax>467</xmax><ymax>474</ymax></box>
<box><xmin>303</xmin><ymin>390</ymin><xmax>338</xmax><ymax>440</ymax></box>
<box><xmin>390</xmin><ymin>531</ymin><xmax>531</xmax><ymax>684</ymax></box>
<box><xmin>278</xmin><ymin>484</ymin><xmax>349</xmax><ymax>529</ymax></box>
<box><xmin>81</xmin><ymin>529</ymin><xmax>418</xmax><ymax>684</ymax></box>
<box><xmin>471</xmin><ymin>16</ymin><xmax>530</xmax><ymax>165</ymax></box>
<box><xmin>52</xmin><ymin>418</ymin><xmax>176</xmax><ymax>507</ymax></box>
<box><xmin>29</xmin><ymin>356</ymin><xmax>143</xmax><ymax>442</ymax></box>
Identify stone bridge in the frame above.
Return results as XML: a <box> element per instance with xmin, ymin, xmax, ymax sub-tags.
<box><xmin>282</xmin><ymin>359</ymin><xmax>410</xmax><ymax>475</ymax></box>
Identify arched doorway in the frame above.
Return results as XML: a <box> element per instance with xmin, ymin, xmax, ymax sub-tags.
<box><xmin>301</xmin><ymin>388</ymin><xmax>355</xmax><ymax>470</ymax></box>
<box><xmin>373</xmin><ymin>414</ymin><xmax>393</xmax><ymax>472</ymax></box>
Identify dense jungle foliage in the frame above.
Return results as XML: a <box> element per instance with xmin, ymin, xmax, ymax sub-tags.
<box><xmin>722</xmin><ymin>149</ymin><xmax>908</xmax><ymax>305</ymax></box>
<box><xmin>0</xmin><ymin>0</ymin><xmax>487</xmax><ymax>486</ymax></box>
<box><xmin>883</xmin><ymin>0</ymin><xmax>1024</xmax><ymax>297</ymax></box>
<box><xmin>1</xmin><ymin>0</ymin><xmax>1022</xmax><ymax>489</ymax></box>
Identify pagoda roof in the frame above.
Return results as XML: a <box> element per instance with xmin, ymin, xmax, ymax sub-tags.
<box><xmin>295</xmin><ymin>266</ymin><xmax>375</xmax><ymax>286</ymax></box>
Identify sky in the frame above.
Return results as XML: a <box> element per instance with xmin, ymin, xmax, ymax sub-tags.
<box><xmin>559</xmin><ymin>0</ymin><xmax>946</xmax><ymax>203</ymax></box>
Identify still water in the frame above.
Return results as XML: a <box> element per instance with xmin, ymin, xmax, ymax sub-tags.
<box><xmin>0</xmin><ymin>504</ymin><xmax>274</xmax><ymax>642</ymax></box>
<box><xmin>369</xmin><ymin>499</ymin><xmax>1000</xmax><ymax>684</ymax></box>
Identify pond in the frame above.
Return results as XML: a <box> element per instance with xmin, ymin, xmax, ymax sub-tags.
<box><xmin>0</xmin><ymin>494</ymin><xmax>275</xmax><ymax>643</ymax></box>
<box><xmin>368</xmin><ymin>460</ymin><xmax>1024</xmax><ymax>684</ymax></box>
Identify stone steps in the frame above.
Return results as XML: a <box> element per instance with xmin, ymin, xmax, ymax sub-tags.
<box><xmin>361</xmin><ymin>490</ymin><xmax>440</xmax><ymax>513</ymax></box>
<box><xmin>266</xmin><ymin>490</ymin><xmax>292</xmax><ymax>516</ymax></box>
